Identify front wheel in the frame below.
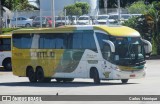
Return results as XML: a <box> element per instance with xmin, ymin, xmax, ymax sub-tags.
<box><xmin>93</xmin><ymin>69</ymin><xmax>100</xmax><ymax>84</ymax></box>
<box><xmin>121</xmin><ymin>79</ymin><xmax>128</xmax><ymax>84</ymax></box>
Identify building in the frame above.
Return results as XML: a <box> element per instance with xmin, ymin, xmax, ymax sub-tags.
<box><xmin>40</xmin><ymin>0</ymin><xmax>99</xmax><ymax>16</ymax></box>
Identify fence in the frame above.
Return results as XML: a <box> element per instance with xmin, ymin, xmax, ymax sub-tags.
<box><xmin>2</xmin><ymin>8</ymin><xmax>142</xmax><ymax>28</ymax></box>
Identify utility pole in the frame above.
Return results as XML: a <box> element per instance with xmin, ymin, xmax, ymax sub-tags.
<box><xmin>103</xmin><ymin>0</ymin><xmax>108</xmax><ymax>14</ymax></box>
<box><xmin>51</xmin><ymin>0</ymin><xmax>55</xmax><ymax>28</ymax></box>
<box><xmin>118</xmin><ymin>0</ymin><xmax>121</xmax><ymax>24</ymax></box>
<box><xmin>0</xmin><ymin>0</ymin><xmax>2</xmax><ymax>34</ymax></box>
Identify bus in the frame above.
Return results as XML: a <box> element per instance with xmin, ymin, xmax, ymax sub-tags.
<box><xmin>12</xmin><ymin>25</ymin><xmax>152</xmax><ymax>84</ymax></box>
<box><xmin>0</xmin><ymin>34</ymin><xmax>12</xmax><ymax>71</ymax></box>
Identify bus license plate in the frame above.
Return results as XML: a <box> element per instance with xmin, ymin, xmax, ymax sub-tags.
<box><xmin>130</xmin><ymin>74</ymin><xmax>135</xmax><ymax>77</ymax></box>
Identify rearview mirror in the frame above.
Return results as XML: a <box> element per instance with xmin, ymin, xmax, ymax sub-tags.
<box><xmin>103</xmin><ymin>40</ymin><xmax>115</xmax><ymax>53</ymax></box>
<box><xmin>141</xmin><ymin>39</ymin><xmax>152</xmax><ymax>55</ymax></box>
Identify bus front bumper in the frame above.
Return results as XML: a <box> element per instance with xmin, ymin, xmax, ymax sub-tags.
<box><xmin>110</xmin><ymin>69</ymin><xmax>146</xmax><ymax>79</ymax></box>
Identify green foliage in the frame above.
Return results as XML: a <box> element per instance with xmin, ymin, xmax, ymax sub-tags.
<box><xmin>1</xmin><ymin>28</ymin><xmax>19</xmax><ymax>34</ymax></box>
<box><xmin>123</xmin><ymin>15</ymin><xmax>152</xmax><ymax>40</ymax></box>
<box><xmin>122</xmin><ymin>17</ymin><xmax>137</xmax><ymax>28</ymax></box>
<box><xmin>64</xmin><ymin>2</ymin><xmax>90</xmax><ymax>16</ymax></box>
<box><xmin>75</xmin><ymin>2</ymin><xmax>90</xmax><ymax>15</ymax></box>
<box><xmin>64</xmin><ymin>5</ymin><xmax>82</xmax><ymax>16</ymax></box>
<box><xmin>127</xmin><ymin>1</ymin><xmax>148</xmax><ymax>14</ymax></box>
<box><xmin>2</xmin><ymin>0</ymin><xmax>38</xmax><ymax>10</ymax></box>
<box><xmin>125</xmin><ymin>1</ymin><xmax>160</xmax><ymax>55</ymax></box>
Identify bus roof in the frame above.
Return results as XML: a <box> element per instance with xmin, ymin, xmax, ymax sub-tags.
<box><xmin>12</xmin><ymin>25</ymin><xmax>140</xmax><ymax>37</ymax></box>
<box><xmin>0</xmin><ymin>34</ymin><xmax>12</xmax><ymax>38</ymax></box>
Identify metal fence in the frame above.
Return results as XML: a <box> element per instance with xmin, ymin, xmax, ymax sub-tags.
<box><xmin>2</xmin><ymin>8</ymin><xmax>142</xmax><ymax>28</ymax></box>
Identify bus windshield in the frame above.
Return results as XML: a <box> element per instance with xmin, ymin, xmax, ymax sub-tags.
<box><xmin>110</xmin><ymin>36</ymin><xmax>145</xmax><ymax>66</ymax></box>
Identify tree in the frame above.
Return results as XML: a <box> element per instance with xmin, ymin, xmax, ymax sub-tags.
<box><xmin>64</xmin><ymin>2</ymin><xmax>90</xmax><ymax>24</ymax></box>
<box><xmin>127</xmin><ymin>1</ymin><xmax>148</xmax><ymax>14</ymax></box>
<box><xmin>64</xmin><ymin>2</ymin><xmax>90</xmax><ymax>16</ymax></box>
<box><xmin>1</xmin><ymin>0</ymin><xmax>38</xmax><ymax>10</ymax></box>
<box><xmin>99</xmin><ymin>0</ymin><xmax>140</xmax><ymax>8</ymax></box>
<box><xmin>64</xmin><ymin>5</ymin><xmax>82</xmax><ymax>16</ymax></box>
<box><xmin>124</xmin><ymin>1</ymin><xmax>160</xmax><ymax>55</ymax></box>
<box><xmin>75</xmin><ymin>2</ymin><xmax>90</xmax><ymax>15</ymax></box>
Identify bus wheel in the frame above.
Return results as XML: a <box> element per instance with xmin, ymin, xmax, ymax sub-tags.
<box><xmin>56</xmin><ymin>78</ymin><xmax>63</xmax><ymax>82</ymax></box>
<box><xmin>27</xmin><ymin>68</ymin><xmax>37</xmax><ymax>82</ymax></box>
<box><xmin>3</xmin><ymin>58</ymin><xmax>12</xmax><ymax>71</ymax></box>
<box><xmin>36</xmin><ymin>68</ymin><xmax>45</xmax><ymax>82</ymax></box>
<box><xmin>63</xmin><ymin>78</ymin><xmax>74</xmax><ymax>82</ymax></box>
<box><xmin>91</xmin><ymin>68</ymin><xmax>100</xmax><ymax>84</ymax></box>
<box><xmin>44</xmin><ymin>78</ymin><xmax>51</xmax><ymax>83</ymax></box>
<box><xmin>36</xmin><ymin>68</ymin><xmax>51</xmax><ymax>83</ymax></box>
<box><xmin>121</xmin><ymin>79</ymin><xmax>128</xmax><ymax>84</ymax></box>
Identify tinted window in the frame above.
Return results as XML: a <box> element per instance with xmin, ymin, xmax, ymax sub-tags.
<box><xmin>72</xmin><ymin>31</ymin><xmax>96</xmax><ymax>50</ymax></box>
<box><xmin>13</xmin><ymin>34</ymin><xmax>33</xmax><ymax>49</ymax></box>
<box><xmin>39</xmin><ymin>34</ymin><xmax>56</xmax><ymax>49</ymax></box>
<box><xmin>0</xmin><ymin>38</ymin><xmax>11</xmax><ymax>51</ymax></box>
<box><xmin>21</xmin><ymin>17</ymin><xmax>27</xmax><ymax>20</ymax></box>
<box><xmin>72</xmin><ymin>32</ymin><xmax>82</xmax><ymax>49</ymax></box>
<box><xmin>82</xmin><ymin>31</ymin><xmax>96</xmax><ymax>49</ymax></box>
<box><xmin>96</xmin><ymin>32</ymin><xmax>109</xmax><ymax>49</ymax></box>
<box><xmin>39</xmin><ymin>33</ymin><xmax>67</xmax><ymax>49</ymax></box>
<box><xmin>13</xmin><ymin>31</ymin><xmax>96</xmax><ymax>50</ymax></box>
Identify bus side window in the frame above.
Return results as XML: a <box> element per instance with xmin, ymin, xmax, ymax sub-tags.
<box><xmin>3</xmin><ymin>38</ymin><xmax>11</xmax><ymax>51</ymax></box>
<box><xmin>56</xmin><ymin>35</ymin><xmax>65</xmax><ymax>49</ymax></box>
<box><xmin>0</xmin><ymin>39</ymin><xmax>2</xmax><ymax>51</ymax></box>
<box><xmin>39</xmin><ymin>34</ymin><xmax>56</xmax><ymax>49</ymax></box>
<box><xmin>82</xmin><ymin>31</ymin><xmax>97</xmax><ymax>50</ymax></box>
<box><xmin>72</xmin><ymin>32</ymin><xmax>82</xmax><ymax>49</ymax></box>
<box><xmin>96</xmin><ymin>32</ymin><xmax>109</xmax><ymax>49</ymax></box>
<box><xmin>13</xmin><ymin>35</ymin><xmax>22</xmax><ymax>48</ymax></box>
<box><xmin>0</xmin><ymin>39</ymin><xmax>2</xmax><ymax>45</ymax></box>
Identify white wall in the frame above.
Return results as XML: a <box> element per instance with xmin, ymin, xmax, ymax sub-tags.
<box><xmin>40</xmin><ymin>0</ymin><xmax>99</xmax><ymax>16</ymax></box>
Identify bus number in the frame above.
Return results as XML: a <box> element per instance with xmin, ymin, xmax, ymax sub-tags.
<box><xmin>30</xmin><ymin>51</ymin><xmax>55</xmax><ymax>58</ymax></box>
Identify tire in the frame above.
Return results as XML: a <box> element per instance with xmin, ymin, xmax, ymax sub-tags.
<box><xmin>93</xmin><ymin>69</ymin><xmax>100</xmax><ymax>84</ymax></box>
<box><xmin>63</xmin><ymin>78</ymin><xmax>74</xmax><ymax>82</ymax></box>
<box><xmin>36</xmin><ymin>68</ymin><xmax>51</xmax><ymax>83</ymax></box>
<box><xmin>56</xmin><ymin>78</ymin><xmax>63</xmax><ymax>82</ymax></box>
<box><xmin>44</xmin><ymin>78</ymin><xmax>51</xmax><ymax>83</ymax></box>
<box><xmin>25</xmin><ymin>23</ymin><xmax>31</xmax><ymax>27</ymax></box>
<box><xmin>121</xmin><ymin>79</ymin><xmax>128</xmax><ymax>84</ymax></box>
<box><xmin>3</xmin><ymin>59</ymin><xmax>12</xmax><ymax>71</ymax></box>
<box><xmin>36</xmin><ymin>68</ymin><xmax>45</xmax><ymax>82</ymax></box>
<box><xmin>27</xmin><ymin>69</ymin><xmax>37</xmax><ymax>83</ymax></box>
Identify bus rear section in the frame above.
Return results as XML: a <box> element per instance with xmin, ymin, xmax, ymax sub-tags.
<box><xmin>11</xmin><ymin>26</ymin><xmax>152</xmax><ymax>84</ymax></box>
<box><xmin>0</xmin><ymin>35</ymin><xmax>12</xmax><ymax>71</ymax></box>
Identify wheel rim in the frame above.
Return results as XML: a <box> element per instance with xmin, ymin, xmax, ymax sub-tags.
<box><xmin>4</xmin><ymin>61</ymin><xmax>12</xmax><ymax>71</ymax></box>
<box><xmin>6</xmin><ymin>63</ymin><xmax>11</xmax><ymax>70</ymax></box>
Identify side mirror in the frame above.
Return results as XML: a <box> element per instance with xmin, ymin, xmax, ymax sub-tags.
<box><xmin>141</xmin><ymin>39</ymin><xmax>152</xmax><ymax>55</ymax></box>
<box><xmin>103</xmin><ymin>40</ymin><xmax>115</xmax><ymax>53</ymax></box>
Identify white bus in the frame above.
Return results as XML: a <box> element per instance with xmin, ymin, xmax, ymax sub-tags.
<box><xmin>0</xmin><ymin>34</ymin><xmax>12</xmax><ymax>71</ymax></box>
<box><xmin>12</xmin><ymin>25</ymin><xmax>152</xmax><ymax>84</ymax></box>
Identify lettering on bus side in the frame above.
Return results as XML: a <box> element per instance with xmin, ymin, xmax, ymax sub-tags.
<box><xmin>30</xmin><ymin>51</ymin><xmax>55</xmax><ymax>58</ymax></box>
